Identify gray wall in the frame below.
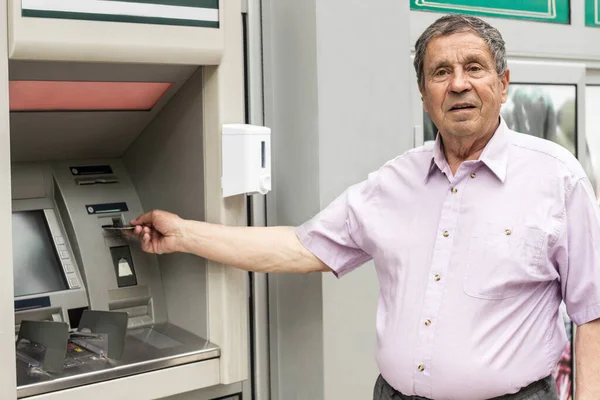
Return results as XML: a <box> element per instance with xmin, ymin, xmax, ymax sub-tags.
<box><xmin>263</xmin><ymin>1</ymin><xmax>412</xmax><ymax>399</ymax></box>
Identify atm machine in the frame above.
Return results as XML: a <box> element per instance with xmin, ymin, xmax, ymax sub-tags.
<box><xmin>0</xmin><ymin>1</ymin><xmax>268</xmax><ymax>399</ymax></box>
<box><xmin>13</xmin><ymin>160</ymin><xmax>224</xmax><ymax>398</ymax></box>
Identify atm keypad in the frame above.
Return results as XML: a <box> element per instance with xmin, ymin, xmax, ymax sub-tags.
<box><xmin>68</xmin><ymin>277</ymin><xmax>80</xmax><ymax>288</ymax></box>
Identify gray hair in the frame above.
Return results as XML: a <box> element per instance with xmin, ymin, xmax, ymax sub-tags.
<box><xmin>413</xmin><ymin>14</ymin><xmax>507</xmax><ymax>90</ymax></box>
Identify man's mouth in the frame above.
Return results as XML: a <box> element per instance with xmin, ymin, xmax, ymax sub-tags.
<box><xmin>449</xmin><ymin>103</ymin><xmax>476</xmax><ymax>111</ymax></box>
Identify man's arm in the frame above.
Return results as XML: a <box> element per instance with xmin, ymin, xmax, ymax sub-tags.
<box><xmin>130</xmin><ymin>210</ymin><xmax>330</xmax><ymax>274</ymax></box>
<box><xmin>575</xmin><ymin>318</ymin><xmax>600</xmax><ymax>400</ymax></box>
<box><xmin>552</xmin><ymin>176</ymin><xmax>600</xmax><ymax>399</ymax></box>
<box><xmin>179</xmin><ymin>219</ymin><xmax>331</xmax><ymax>273</ymax></box>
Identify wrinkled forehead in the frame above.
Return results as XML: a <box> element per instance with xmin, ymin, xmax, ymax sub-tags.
<box><xmin>423</xmin><ymin>31</ymin><xmax>494</xmax><ymax>68</ymax></box>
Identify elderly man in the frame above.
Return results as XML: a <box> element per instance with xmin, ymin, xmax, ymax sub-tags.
<box><xmin>131</xmin><ymin>14</ymin><xmax>600</xmax><ymax>400</ymax></box>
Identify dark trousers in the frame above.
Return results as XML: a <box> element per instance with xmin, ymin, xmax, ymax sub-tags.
<box><xmin>373</xmin><ymin>374</ymin><xmax>559</xmax><ymax>400</ymax></box>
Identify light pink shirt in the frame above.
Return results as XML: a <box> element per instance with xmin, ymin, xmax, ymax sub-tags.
<box><xmin>296</xmin><ymin>118</ymin><xmax>600</xmax><ymax>399</ymax></box>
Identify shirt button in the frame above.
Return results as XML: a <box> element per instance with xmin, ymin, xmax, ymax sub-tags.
<box><xmin>434</xmin><ymin>274</ymin><xmax>441</xmax><ymax>281</ymax></box>
<box><xmin>418</xmin><ymin>364</ymin><xmax>425</xmax><ymax>372</ymax></box>
<box><xmin>505</xmin><ymin>229</ymin><xmax>512</xmax><ymax>235</ymax></box>
<box><xmin>443</xmin><ymin>231</ymin><xmax>449</xmax><ymax>237</ymax></box>
<box><xmin>451</xmin><ymin>187</ymin><xmax>457</xmax><ymax>194</ymax></box>
<box><xmin>425</xmin><ymin>319</ymin><xmax>432</xmax><ymax>326</ymax></box>
<box><xmin>471</xmin><ymin>172</ymin><xmax>476</xmax><ymax>179</ymax></box>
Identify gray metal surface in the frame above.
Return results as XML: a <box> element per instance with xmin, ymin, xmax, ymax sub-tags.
<box><xmin>246</xmin><ymin>0</ymin><xmax>271</xmax><ymax>398</ymax></box>
<box><xmin>17</xmin><ymin>323</ymin><xmax>220</xmax><ymax>398</ymax></box>
<box><xmin>51</xmin><ymin>159</ymin><xmax>169</xmax><ymax>326</ymax></box>
<box><xmin>249</xmin><ymin>194</ymin><xmax>270</xmax><ymax>400</ymax></box>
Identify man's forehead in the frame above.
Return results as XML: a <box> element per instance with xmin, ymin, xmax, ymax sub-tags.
<box><xmin>424</xmin><ymin>33</ymin><xmax>492</xmax><ymax>65</ymax></box>
<box><xmin>428</xmin><ymin>30</ymin><xmax>484</xmax><ymax>45</ymax></box>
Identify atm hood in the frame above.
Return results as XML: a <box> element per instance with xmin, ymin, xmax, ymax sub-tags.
<box><xmin>8</xmin><ymin>60</ymin><xmax>199</xmax><ymax>162</ymax></box>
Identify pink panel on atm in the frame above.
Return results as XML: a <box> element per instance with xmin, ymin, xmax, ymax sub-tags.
<box><xmin>9</xmin><ymin>81</ymin><xmax>173</xmax><ymax>111</ymax></box>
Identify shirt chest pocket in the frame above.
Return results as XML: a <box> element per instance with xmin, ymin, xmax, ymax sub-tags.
<box><xmin>463</xmin><ymin>223</ymin><xmax>545</xmax><ymax>300</ymax></box>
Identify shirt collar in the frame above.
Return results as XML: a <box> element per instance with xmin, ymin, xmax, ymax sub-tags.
<box><xmin>425</xmin><ymin>116</ymin><xmax>510</xmax><ymax>183</ymax></box>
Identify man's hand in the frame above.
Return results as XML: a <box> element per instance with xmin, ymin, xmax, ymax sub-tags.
<box><xmin>130</xmin><ymin>210</ymin><xmax>186</xmax><ymax>255</ymax></box>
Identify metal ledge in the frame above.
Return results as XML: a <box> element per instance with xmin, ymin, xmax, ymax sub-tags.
<box><xmin>17</xmin><ymin>323</ymin><xmax>220</xmax><ymax>398</ymax></box>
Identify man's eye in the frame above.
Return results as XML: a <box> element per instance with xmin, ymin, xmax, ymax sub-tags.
<box><xmin>436</xmin><ymin>70</ymin><xmax>448</xmax><ymax>76</ymax></box>
<box><xmin>469</xmin><ymin>66</ymin><xmax>482</xmax><ymax>72</ymax></box>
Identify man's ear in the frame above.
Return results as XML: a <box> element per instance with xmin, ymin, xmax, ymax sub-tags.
<box><xmin>419</xmin><ymin>86</ymin><xmax>429</xmax><ymax>113</ymax></box>
<box><xmin>500</xmin><ymin>69</ymin><xmax>510</xmax><ymax>104</ymax></box>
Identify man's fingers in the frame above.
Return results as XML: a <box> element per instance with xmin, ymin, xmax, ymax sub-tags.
<box><xmin>138</xmin><ymin>230</ymin><xmax>150</xmax><ymax>246</ymax></box>
<box><xmin>140</xmin><ymin>232</ymin><xmax>153</xmax><ymax>253</ymax></box>
<box><xmin>131</xmin><ymin>210</ymin><xmax>157</xmax><ymax>226</ymax></box>
<box><xmin>131</xmin><ymin>221</ymin><xmax>153</xmax><ymax>242</ymax></box>
<box><xmin>130</xmin><ymin>218</ymin><xmax>162</xmax><ymax>254</ymax></box>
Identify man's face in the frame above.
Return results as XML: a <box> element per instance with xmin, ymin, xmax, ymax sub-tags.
<box><xmin>420</xmin><ymin>31</ymin><xmax>509</xmax><ymax>140</ymax></box>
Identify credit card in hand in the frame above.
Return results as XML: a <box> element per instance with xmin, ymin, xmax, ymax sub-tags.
<box><xmin>102</xmin><ymin>225</ymin><xmax>136</xmax><ymax>230</ymax></box>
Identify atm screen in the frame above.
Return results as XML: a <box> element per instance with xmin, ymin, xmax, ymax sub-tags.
<box><xmin>12</xmin><ymin>210</ymin><xmax>68</xmax><ymax>297</ymax></box>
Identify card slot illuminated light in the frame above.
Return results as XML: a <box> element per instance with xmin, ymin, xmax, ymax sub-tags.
<box><xmin>9</xmin><ymin>81</ymin><xmax>173</xmax><ymax>111</ymax></box>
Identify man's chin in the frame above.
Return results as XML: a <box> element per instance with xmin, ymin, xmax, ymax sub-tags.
<box><xmin>441</xmin><ymin>121</ymin><xmax>478</xmax><ymax>137</ymax></box>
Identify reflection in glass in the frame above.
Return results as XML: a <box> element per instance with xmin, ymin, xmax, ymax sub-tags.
<box><xmin>586</xmin><ymin>86</ymin><xmax>600</xmax><ymax>202</ymax></box>
<box><xmin>555</xmin><ymin>303</ymin><xmax>573</xmax><ymax>400</ymax></box>
<box><xmin>501</xmin><ymin>84</ymin><xmax>576</xmax><ymax>155</ymax></box>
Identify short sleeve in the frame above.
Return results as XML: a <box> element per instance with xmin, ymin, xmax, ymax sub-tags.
<box><xmin>295</xmin><ymin>172</ymin><xmax>378</xmax><ymax>278</ymax></box>
<box><xmin>554</xmin><ymin>177</ymin><xmax>600</xmax><ymax>326</ymax></box>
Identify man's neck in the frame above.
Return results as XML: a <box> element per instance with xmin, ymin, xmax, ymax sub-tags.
<box><xmin>441</xmin><ymin>125</ymin><xmax>497</xmax><ymax>175</ymax></box>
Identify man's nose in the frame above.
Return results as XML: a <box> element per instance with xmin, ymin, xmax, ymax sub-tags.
<box><xmin>449</xmin><ymin>70</ymin><xmax>471</xmax><ymax>93</ymax></box>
